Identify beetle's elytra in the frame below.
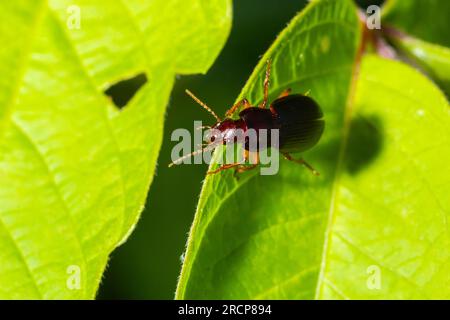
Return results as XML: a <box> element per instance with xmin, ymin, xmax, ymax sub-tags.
<box><xmin>169</xmin><ymin>59</ymin><xmax>325</xmax><ymax>175</ymax></box>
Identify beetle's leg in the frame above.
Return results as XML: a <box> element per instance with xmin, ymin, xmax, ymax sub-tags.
<box><xmin>278</xmin><ymin>88</ymin><xmax>292</xmax><ymax>98</ymax></box>
<box><xmin>282</xmin><ymin>152</ymin><xmax>320</xmax><ymax>176</ymax></box>
<box><xmin>225</xmin><ymin>98</ymin><xmax>251</xmax><ymax>117</ymax></box>
<box><xmin>241</xmin><ymin>149</ymin><xmax>259</xmax><ymax>166</ymax></box>
<box><xmin>234</xmin><ymin>151</ymin><xmax>259</xmax><ymax>178</ymax></box>
<box><xmin>207</xmin><ymin>163</ymin><xmax>242</xmax><ymax>175</ymax></box>
<box><xmin>259</xmin><ymin>59</ymin><xmax>272</xmax><ymax>109</ymax></box>
<box><xmin>235</xmin><ymin>164</ymin><xmax>258</xmax><ymax>175</ymax></box>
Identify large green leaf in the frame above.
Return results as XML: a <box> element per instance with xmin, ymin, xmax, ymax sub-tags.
<box><xmin>0</xmin><ymin>0</ymin><xmax>231</xmax><ymax>299</ymax></box>
<box><xmin>176</xmin><ymin>0</ymin><xmax>450</xmax><ymax>299</ymax></box>
<box><xmin>176</xmin><ymin>0</ymin><xmax>361</xmax><ymax>299</ymax></box>
<box><xmin>383</xmin><ymin>0</ymin><xmax>450</xmax><ymax>47</ymax></box>
<box><xmin>317</xmin><ymin>55</ymin><xmax>449</xmax><ymax>299</ymax></box>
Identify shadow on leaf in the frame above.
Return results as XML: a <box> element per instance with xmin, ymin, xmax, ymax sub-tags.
<box><xmin>345</xmin><ymin>114</ymin><xmax>384</xmax><ymax>174</ymax></box>
<box><xmin>314</xmin><ymin>113</ymin><xmax>384</xmax><ymax>176</ymax></box>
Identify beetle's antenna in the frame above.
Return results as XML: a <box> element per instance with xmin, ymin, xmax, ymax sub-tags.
<box><xmin>185</xmin><ymin>89</ymin><xmax>221</xmax><ymax>122</ymax></box>
<box><xmin>168</xmin><ymin>143</ymin><xmax>218</xmax><ymax>168</ymax></box>
<box><xmin>195</xmin><ymin>125</ymin><xmax>211</xmax><ymax>130</ymax></box>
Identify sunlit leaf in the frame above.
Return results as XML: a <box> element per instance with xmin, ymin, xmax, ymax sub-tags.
<box><xmin>0</xmin><ymin>0</ymin><xmax>231</xmax><ymax>299</ymax></box>
<box><xmin>319</xmin><ymin>55</ymin><xmax>449</xmax><ymax>299</ymax></box>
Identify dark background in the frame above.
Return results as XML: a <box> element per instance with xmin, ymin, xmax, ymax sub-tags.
<box><xmin>99</xmin><ymin>0</ymin><xmax>383</xmax><ymax>299</ymax></box>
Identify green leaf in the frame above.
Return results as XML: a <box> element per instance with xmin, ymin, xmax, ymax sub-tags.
<box><xmin>318</xmin><ymin>55</ymin><xmax>449</xmax><ymax>299</ymax></box>
<box><xmin>387</xmin><ymin>33</ymin><xmax>450</xmax><ymax>96</ymax></box>
<box><xmin>176</xmin><ymin>0</ymin><xmax>361</xmax><ymax>299</ymax></box>
<box><xmin>0</xmin><ymin>0</ymin><xmax>231</xmax><ymax>299</ymax></box>
<box><xmin>176</xmin><ymin>0</ymin><xmax>450</xmax><ymax>299</ymax></box>
<box><xmin>383</xmin><ymin>0</ymin><xmax>450</xmax><ymax>47</ymax></box>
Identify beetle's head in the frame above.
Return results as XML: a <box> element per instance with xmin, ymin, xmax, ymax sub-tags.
<box><xmin>205</xmin><ymin>118</ymin><xmax>237</xmax><ymax>145</ymax></box>
<box><xmin>168</xmin><ymin>89</ymin><xmax>243</xmax><ymax>168</ymax></box>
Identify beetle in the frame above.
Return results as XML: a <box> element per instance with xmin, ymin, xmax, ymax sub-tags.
<box><xmin>169</xmin><ymin>59</ymin><xmax>325</xmax><ymax>175</ymax></box>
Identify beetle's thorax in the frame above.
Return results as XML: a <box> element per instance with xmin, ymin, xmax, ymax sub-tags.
<box><xmin>210</xmin><ymin>118</ymin><xmax>246</xmax><ymax>145</ymax></box>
